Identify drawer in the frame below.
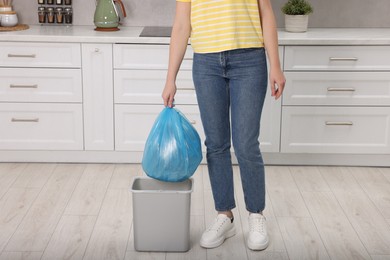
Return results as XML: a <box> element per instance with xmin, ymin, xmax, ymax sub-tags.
<box><xmin>0</xmin><ymin>42</ymin><xmax>81</xmax><ymax>68</ymax></box>
<box><xmin>281</xmin><ymin>106</ymin><xmax>390</xmax><ymax>154</ymax></box>
<box><xmin>114</xmin><ymin>44</ymin><xmax>193</xmax><ymax>70</ymax></box>
<box><xmin>114</xmin><ymin>69</ymin><xmax>196</xmax><ymax>105</ymax></box>
<box><xmin>115</xmin><ymin>105</ymin><xmax>205</xmax><ymax>152</ymax></box>
<box><xmin>0</xmin><ymin>68</ymin><xmax>82</xmax><ymax>103</ymax></box>
<box><xmin>0</xmin><ymin>103</ymin><xmax>83</xmax><ymax>150</ymax></box>
<box><xmin>284</xmin><ymin>46</ymin><xmax>390</xmax><ymax>71</ymax></box>
<box><xmin>283</xmin><ymin>72</ymin><xmax>390</xmax><ymax>106</ymax></box>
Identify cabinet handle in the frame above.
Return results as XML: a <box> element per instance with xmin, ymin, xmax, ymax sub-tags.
<box><xmin>177</xmin><ymin>87</ymin><xmax>194</xmax><ymax>91</ymax></box>
<box><xmin>329</xmin><ymin>57</ymin><xmax>358</xmax><ymax>61</ymax></box>
<box><xmin>10</xmin><ymin>84</ymin><xmax>38</xmax><ymax>89</ymax></box>
<box><xmin>325</xmin><ymin>121</ymin><xmax>353</xmax><ymax>126</ymax></box>
<box><xmin>8</xmin><ymin>54</ymin><xmax>37</xmax><ymax>58</ymax></box>
<box><xmin>11</xmin><ymin>118</ymin><xmax>40</xmax><ymax>123</ymax></box>
<box><xmin>183</xmin><ymin>57</ymin><xmax>193</xmax><ymax>61</ymax></box>
<box><xmin>327</xmin><ymin>87</ymin><xmax>355</xmax><ymax>92</ymax></box>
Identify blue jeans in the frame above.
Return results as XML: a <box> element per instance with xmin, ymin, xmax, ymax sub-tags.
<box><xmin>192</xmin><ymin>48</ymin><xmax>268</xmax><ymax>213</ymax></box>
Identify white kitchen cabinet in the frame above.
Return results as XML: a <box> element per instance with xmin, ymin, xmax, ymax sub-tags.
<box><xmin>282</xmin><ymin>45</ymin><xmax>390</xmax><ymax>155</ymax></box>
<box><xmin>283</xmin><ymin>72</ymin><xmax>390</xmax><ymax>106</ymax></box>
<box><xmin>114</xmin><ymin>44</ymin><xmax>193</xmax><ymax>70</ymax></box>
<box><xmin>284</xmin><ymin>46</ymin><xmax>390</xmax><ymax>71</ymax></box>
<box><xmin>0</xmin><ymin>103</ymin><xmax>83</xmax><ymax>150</ymax></box>
<box><xmin>0</xmin><ymin>42</ymin><xmax>81</xmax><ymax>68</ymax></box>
<box><xmin>114</xmin><ymin>69</ymin><xmax>197</xmax><ymax>105</ymax></box>
<box><xmin>281</xmin><ymin>106</ymin><xmax>390</xmax><ymax>154</ymax></box>
<box><xmin>115</xmin><ymin>104</ymin><xmax>205</xmax><ymax>152</ymax></box>
<box><xmin>0</xmin><ymin>68</ymin><xmax>82</xmax><ymax>103</ymax></box>
<box><xmin>82</xmin><ymin>44</ymin><xmax>114</xmax><ymax>150</ymax></box>
<box><xmin>0</xmin><ymin>42</ymin><xmax>84</xmax><ymax>152</ymax></box>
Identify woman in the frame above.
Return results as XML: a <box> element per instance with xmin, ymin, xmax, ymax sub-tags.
<box><xmin>162</xmin><ymin>0</ymin><xmax>285</xmax><ymax>250</ymax></box>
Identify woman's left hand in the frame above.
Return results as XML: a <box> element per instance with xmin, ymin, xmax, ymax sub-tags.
<box><xmin>269</xmin><ymin>67</ymin><xmax>286</xmax><ymax>100</ymax></box>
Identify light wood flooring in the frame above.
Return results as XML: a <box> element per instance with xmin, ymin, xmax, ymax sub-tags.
<box><xmin>1</xmin><ymin>163</ymin><xmax>390</xmax><ymax>260</ymax></box>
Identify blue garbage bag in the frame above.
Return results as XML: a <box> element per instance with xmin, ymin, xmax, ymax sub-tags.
<box><xmin>142</xmin><ymin>107</ymin><xmax>203</xmax><ymax>182</ymax></box>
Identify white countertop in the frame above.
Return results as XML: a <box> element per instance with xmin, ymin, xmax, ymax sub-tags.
<box><xmin>1</xmin><ymin>25</ymin><xmax>390</xmax><ymax>45</ymax></box>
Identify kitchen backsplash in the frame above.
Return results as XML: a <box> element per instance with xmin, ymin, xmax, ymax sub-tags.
<box><xmin>13</xmin><ymin>0</ymin><xmax>390</xmax><ymax>28</ymax></box>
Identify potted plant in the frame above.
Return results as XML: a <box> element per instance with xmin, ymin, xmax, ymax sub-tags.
<box><xmin>282</xmin><ymin>0</ymin><xmax>313</xmax><ymax>32</ymax></box>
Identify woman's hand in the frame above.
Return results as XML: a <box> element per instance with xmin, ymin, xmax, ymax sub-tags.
<box><xmin>269</xmin><ymin>67</ymin><xmax>286</xmax><ymax>100</ymax></box>
<box><xmin>162</xmin><ymin>81</ymin><xmax>177</xmax><ymax>107</ymax></box>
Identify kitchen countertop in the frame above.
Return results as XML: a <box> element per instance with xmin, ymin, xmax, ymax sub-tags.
<box><xmin>0</xmin><ymin>25</ymin><xmax>390</xmax><ymax>45</ymax></box>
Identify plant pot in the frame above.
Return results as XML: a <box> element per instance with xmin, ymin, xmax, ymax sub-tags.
<box><xmin>284</xmin><ymin>14</ymin><xmax>309</xmax><ymax>32</ymax></box>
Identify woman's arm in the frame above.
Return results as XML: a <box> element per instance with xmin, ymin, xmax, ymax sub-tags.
<box><xmin>258</xmin><ymin>0</ymin><xmax>286</xmax><ymax>100</ymax></box>
<box><xmin>162</xmin><ymin>2</ymin><xmax>191</xmax><ymax>107</ymax></box>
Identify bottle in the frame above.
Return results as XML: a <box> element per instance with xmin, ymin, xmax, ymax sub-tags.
<box><xmin>47</xmin><ymin>7</ymin><xmax>55</xmax><ymax>23</ymax></box>
<box><xmin>55</xmin><ymin>7</ymin><xmax>63</xmax><ymax>23</ymax></box>
<box><xmin>38</xmin><ymin>7</ymin><xmax>46</xmax><ymax>23</ymax></box>
<box><xmin>64</xmin><ymin>7</ymin><xmax>72</xmax><ymax>24</ymax></box>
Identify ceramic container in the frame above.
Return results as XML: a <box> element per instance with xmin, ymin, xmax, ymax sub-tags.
<box><xmin>0</xmin><ymin>12</ymin><xmax>18</xmax><ymax>27</ymax></box>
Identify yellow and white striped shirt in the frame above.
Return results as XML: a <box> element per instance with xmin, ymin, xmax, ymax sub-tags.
<box><xmin>177</xmin><ymin>0</ymin><xmax>264</xmax><ymax>53</ymax></box>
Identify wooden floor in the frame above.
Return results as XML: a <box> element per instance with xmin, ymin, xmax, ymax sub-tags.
<box><xmin>1</xmin><ymin>163</ymin><xmax>390</xmax><ymax>260</ymax></box>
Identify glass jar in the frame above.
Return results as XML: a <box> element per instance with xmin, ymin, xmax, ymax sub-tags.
<box><xmin>64</xmin><ymin>7</ymin><xmax>72</xmax><ymax>24</ymax></box>
<box><xmin>38</xmin><ymin>7</ymin><xmax>46</xmax><ymax>23</ymax></box>
<box><xmin>47</xmin><ymin>7</ymin><xmax>55</xmax><ymax>23</ymax></box>
<box><xmin>55</xmin><ymin>7</ymin><xmax>63</xmax><ymax>23</ymax></box>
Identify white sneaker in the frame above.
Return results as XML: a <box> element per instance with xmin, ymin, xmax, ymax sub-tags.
<box><xmin>247</xmin><ymin>213</ymin><xmax>269</xmax><ymax>250</ymax></box>
<box><xmin>200</xmin><ymin>214</ymin><xmax>236</xmax><ymax>248</ymax></box>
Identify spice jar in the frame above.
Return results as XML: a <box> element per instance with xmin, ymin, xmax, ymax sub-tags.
<box><xmin>47</xmin><ymin>0</ymin><xmax>54</xmax><ymax>4</ymax></box>
<box><xmin>64</xmin><ymin>0</ymin><xmax>71</xmax><ymax>5</ymax></box>
<box><xmin>38</xmin><ymin>7</ymin><xmax>46</xmax><ymax>23</ymax></box>
<box><xmin>56</xmin><ymin>0</ymin><xmax>63</xmax><ymax>4</ymax></box>
<box><xmin>38</xmin><ymin>0</ymin><xmax>45</xmax><ymax>4</ymax></box>
<box><xmin>64</xmin><ymin>7</ymin><xmax>72</xmax><ymax>24</ymax></box>
<box><xmin>55</xmin><ymin>7</ymin><xmax>63</xmax><ymax>23</ymax></box>
<box><xmin>46</xmin><ymin>7</ymin><xmax>55</xmax><ymax>23</ymax></box>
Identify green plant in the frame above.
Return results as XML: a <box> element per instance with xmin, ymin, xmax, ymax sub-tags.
<box><xmin>282</xmin><ymin>0</ymin><xmax>313</xmax><ymax>15</ymax></box>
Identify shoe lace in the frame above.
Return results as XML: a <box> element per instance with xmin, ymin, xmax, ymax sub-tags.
<box><xmin>250</xmin><ymin>216</ymin><xmax>265</xmax><ymax>234</ymax></box>
<box><xmin>207</xmin><ymin>217</ymin><xmax>228</xmax><ymax>232</ymax></box>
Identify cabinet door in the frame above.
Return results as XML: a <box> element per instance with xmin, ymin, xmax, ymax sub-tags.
<box><xmin>114</xmin><ymin>69</ymin><xmax>197</xmax><ymax>105</ymax></box>
<box><xmin>0</xmin><ymin>68</ymin><xmax>82</xmax><ymax>103</ymax></box>
<box><xmin>0</xmin><ymin>103</ymin><xmax>83</xmax><ymax>150</ymax></box>
<box><xmin>283</xmin><ymin>72</ymin><xmax>390</xmax><ymax>106</ymax></box>
<box><xmin>115</xmin><ymin>105</ymin><xmax>205</xmax><ymax>152</ymax></box>
<box><xmin>113</xmin><ymin>44</ymin><xmax>193</xmax><ymax>70</ymax></box>
<box><xmin>0</xmin><ymin>42</ymin><xmax>81</xmax><ymax>68</ymax></box>
<box><xmin>82</xmin><ymin>44</ymin><xmax>114</xmax><ymax>150</ymax></box>
<box><xmin>281</xmin><ymin>106</ymin><xmax>390</xmax><ymax>154</ymax></box>
<box><xmin>284</xmin><ymin>46</ymin><xmax>390</xmax><ymax>71</ymax></box>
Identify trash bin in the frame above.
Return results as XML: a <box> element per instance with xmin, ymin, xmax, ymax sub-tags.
<box><xmin>131</xmin><ymin>177</ymin><xmax>193</xmax><ymax>252</ymax></box>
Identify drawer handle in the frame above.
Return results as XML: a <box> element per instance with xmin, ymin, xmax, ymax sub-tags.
<box><xmin>325</xmin><ymin>121</ymin><xmax>353</xmax><ymax>126</ymax></box>
<box><xmin>8</xmin><ymin>54</ymin><xmax>37</xmax><ymax>58</ymax></box>
<box><xmin>177</xmin><ymin>87</ymin><xmax>194</xmax><ymax>91</ymax></box>
<box><xmin>10</xmin><ymin>84</ymin><xmax>38</xmax><ymax>89</ymax></box>
<box><xmin>11</xmin><ymin>118</ymin><xmax>40</xmax><ymax>123</ymax></box>
<box><xmin>190</xmin><ymin>120</ymin><xmax>196</xmax><ymax>125</ymax></box>
<box><xmin>183</xmin><ymin>57</ymin><xmax>193</xmax><ymax>61</ymax></box>
<box><xmin>327</xmin><ymin>87</ymin><xmax>355</xmax><ymax>92</ymax></box>
<box><xmin>329</xmin><ymin>57</ymin><xmax>358</xmax><ymax>61</ymax></box>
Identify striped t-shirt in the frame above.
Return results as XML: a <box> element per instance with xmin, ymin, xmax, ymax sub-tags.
<box><xmin>176</xmin><ymin>0</ymin><xmax>264</xmax><ymax>53</ymax></box>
